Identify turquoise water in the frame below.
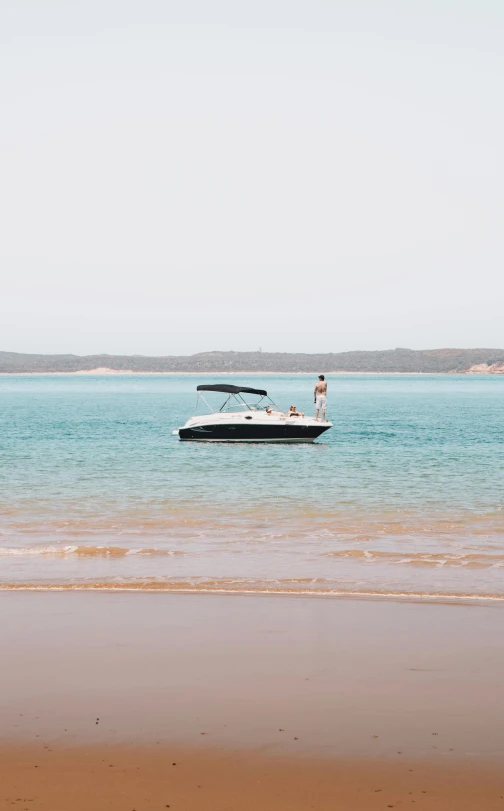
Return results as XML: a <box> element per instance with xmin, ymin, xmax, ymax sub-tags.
<box><xmin>0</xmin><ymin>374</ymin><xmax>503</xmax><ymax>600</ymax></box>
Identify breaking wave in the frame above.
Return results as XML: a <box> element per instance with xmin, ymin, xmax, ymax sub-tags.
<box><xmin>0</xmin><ymin>545</ymin><xmax>185</xmax><ymax>557</ymax></box>
<box><xmin>1</xmin><ymin>545</ymin><xmax>504</xmax><ymax>569</ymax></box>
<box><xmin>324</xmin><ymin>549</ymin><xmax>504</xmax><ymax>568</ymax></box>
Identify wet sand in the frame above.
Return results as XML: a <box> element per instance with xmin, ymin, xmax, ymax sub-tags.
<box><xmin>0</xmin><ymin>593</ymin><xmax>503</xmax><ymax>808</ymax></box>
<box><xmin>2</xmin><ymin>744</ymin><xmax>503</xmax><ymax>810</ymax></box>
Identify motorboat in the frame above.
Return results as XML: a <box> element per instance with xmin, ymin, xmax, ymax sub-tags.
<box><xmin>175</xmin><ymin>384</ymin><xmax>332</xmax><ymax>443</ymax></box>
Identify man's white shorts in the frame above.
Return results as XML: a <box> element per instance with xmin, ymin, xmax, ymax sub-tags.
<box><xmin>316</xmin><ymin>395</ymin><xmax>327</xmax><ymax>411</ymax></box>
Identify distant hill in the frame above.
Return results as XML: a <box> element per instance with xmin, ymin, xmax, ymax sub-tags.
<box><xmin>1</xmin><ymin>348</ymin><xmax>504</xmax><ymax>374</ymax></box>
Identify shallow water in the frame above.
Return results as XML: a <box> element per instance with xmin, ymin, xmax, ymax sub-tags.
<box><xmin>0</xmin><ymin>374</ymin><xmax>503</xmax><ymax>601</ymax></box>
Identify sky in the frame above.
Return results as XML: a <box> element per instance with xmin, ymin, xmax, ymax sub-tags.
<box><xmin>1</xmin><ymin>0</ymin><xmax>503</xmax><ymax>356</ymax></box>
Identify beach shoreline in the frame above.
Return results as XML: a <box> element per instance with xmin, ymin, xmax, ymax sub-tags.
<box><xmin>1</xmin><ymin>583</ymin><xmax>503</xmax><ymax>605</ymax></box>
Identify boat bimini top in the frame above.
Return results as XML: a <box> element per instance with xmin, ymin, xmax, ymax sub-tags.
<box><xmin>195</xmin><ymin>384</ymin><xmax>273</xmax><ymax>413</ymax></box>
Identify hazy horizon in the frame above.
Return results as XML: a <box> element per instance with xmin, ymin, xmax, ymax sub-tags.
<box><xmin>2</xmin><ymin>1</ymin><xmax>503</xmax><ymax>355</ymax></box>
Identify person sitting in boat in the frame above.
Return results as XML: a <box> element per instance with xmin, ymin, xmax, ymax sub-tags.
<box><xmin>265</xmin><ymin>405</ymin><xmax>286</xmax><ymax>418</ymax></box>
<box><xmin>288</xmin><ymin>405</ymin><xmax>304</xmax><ymax>417</ymax></box>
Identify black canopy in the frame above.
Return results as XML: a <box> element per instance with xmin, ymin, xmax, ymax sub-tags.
<box><xmin>197</xmin><ymin>384</ymin><xmax>267</xmax><ymax>396</ymax></box>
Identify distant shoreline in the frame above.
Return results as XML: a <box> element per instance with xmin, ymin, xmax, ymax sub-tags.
<box><xmin>0</xmin><ymin>370</ymin><xmax>501</xmax><ymax>376</ymax></box>
<box><xmin>2</xmin><ymin>349</ymin><xmax>504</xmax><ymax>375</ymax></box>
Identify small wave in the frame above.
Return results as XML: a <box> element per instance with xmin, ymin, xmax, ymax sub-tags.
<box><xmin>0</xmin><ymin>580</ymin><xmax>502</xmax><ymax>604</ymax></box>
<box><xmin>2</xmin><ymin>511</ymin><xmax>504</xmax><ymax>543</ymax></box>
<box><xmin>324</xmin><ymin>549</ymin><xmax>504</xmax><ymax>568</ymax></box>
<box><xmin>0</xmin><ymin>545</ymin><xmax>185</xmax><ymax>557</ymax></box>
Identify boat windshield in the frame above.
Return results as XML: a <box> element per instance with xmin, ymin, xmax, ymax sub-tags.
<box><xmin>195</xmin><ymin>390</ymin><xmax>276</xmax><ymax>414</ymax></box>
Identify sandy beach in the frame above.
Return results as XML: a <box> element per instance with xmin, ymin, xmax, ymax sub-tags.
<box><xmin>1</xmin><ymin>592</ymin><xmax>502</xmax><ymax>809</ymax></box>
<box><xmin>2</xmin><ymin>744</ymin><xmax>503</xmax><ymax>810</ymax></box>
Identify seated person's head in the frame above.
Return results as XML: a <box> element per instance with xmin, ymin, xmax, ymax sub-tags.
<box><xmin>289</xmin><ymin>405</ymin><xmax>296</xmax><ymax>412</ymax></box>
<box><xmin>265</xmin><ymin>406</ymin><xmax>272</xmax><ymax>414</ymax></box>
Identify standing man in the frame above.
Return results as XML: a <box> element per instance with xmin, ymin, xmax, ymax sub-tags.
<box><xmin>314</xmin><ymin>375</ymin><xmax>328</xmax><ymax>422</ymax></box>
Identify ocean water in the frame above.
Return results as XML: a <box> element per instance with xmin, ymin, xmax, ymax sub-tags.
<box><xmin>0</xmin><ymin>374</ymin><xmax>503</xmax><ymax>602</ymax></box>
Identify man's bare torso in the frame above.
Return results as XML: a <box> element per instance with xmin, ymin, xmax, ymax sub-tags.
<box><xmin>315</xmin><ymin>380</ymin><xmax>327</xmax><ymax>395</ymax></box>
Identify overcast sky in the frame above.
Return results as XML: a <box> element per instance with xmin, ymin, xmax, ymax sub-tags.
<box><xmin>1</xmin><ymin>0</ymin><xmax>502</xmax><ymax>355</ymax></box>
